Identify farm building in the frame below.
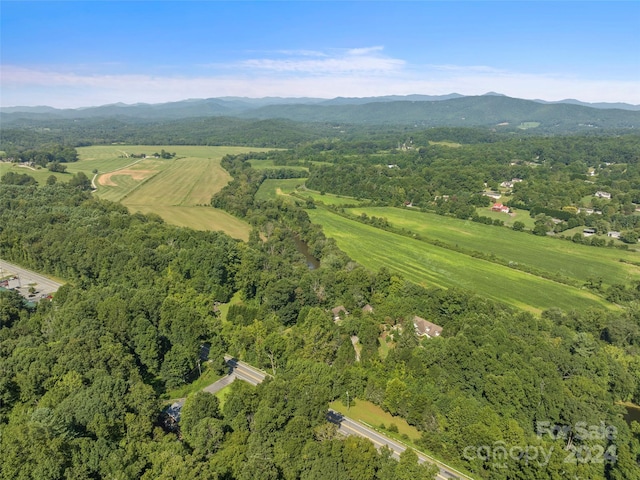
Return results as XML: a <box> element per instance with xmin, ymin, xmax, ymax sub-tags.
<box><xmin>491</xmin><ymin>203</ymin><xmax>510</xmax><ymax>213</ymax></box>
<box><xmin>607</xmin><ymin>231</ymin><xmax>621</xmax><ymax>239</ymax></box>
<box><xmin>583</xmin><ymin>228</ymin><xmax>596</xmax><ymax>236</ymax></box>
<box><xmin>362</xmin><ymin>304</ymin><xmax>374</xmax><ymax>314</ymax></box>
<box><xmin>595</xmin><ymin>191</ymin><xmax>612</xmax><ymax>199</ymax></box>
<box><xmin>483</xmin><ymin>192</ymin><xmax>502</xmax><ymax>200</ymax></box>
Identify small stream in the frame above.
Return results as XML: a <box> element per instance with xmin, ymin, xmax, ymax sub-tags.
<box><xmin>293</xmin><ymin>236</ymin><xmax>320</xmax><ymax>270</ymax></box>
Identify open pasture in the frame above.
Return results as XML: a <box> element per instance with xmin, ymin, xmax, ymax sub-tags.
<box><xmin>73</xmin><ymin>145</ymin><xmax>272</xmax><ymax>239</ymax></box>
<box><xmin>308</xmin><ymin>208</ymin><xmax>610</xmax><ymax>313</ymax></box>
<box><xmin>255</xmin><ymin>178</ymin><xmax>306</xmax><ymax>202</ymax></box>
<box><xmin>0</xmin><ymin>162</ymin><xmax>69</xmax><ymax>184</ymax></box>
<box><xmin>475</xmin><ymin>206</ymin><xmax>536</xmax><ymax>228</ymax></box>
<box><xmin>348</xmin><ymin>206</ymin><xmax>640</xmax><ymax>288</ymax></box>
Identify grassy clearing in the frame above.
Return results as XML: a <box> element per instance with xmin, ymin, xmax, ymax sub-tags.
<box><xmin>255</xmin><ymin>178</ymin><xmax>306</xmax><ymax>202</ymax></box>
<box><xmin>0</xmin><ymin>162</ymin><xmax>71</xmax><ymax>184</ymax></box>
<box><xmin>429</xmin><ymin>140</ymin><xmax>462</xmax><ymax>148</ymax></box>
<box><xmin>215</xmin><ymin>384</ymin><xmax>234</xmax><ymax>410</ymax></box>
<box><xmin>308</xmin><ymin>208</ymin><xmax>611</xmax><ymax>313</ymax></box>
<box><xmin>348</xmin><ymin>207</ymin><xmax>640</xmax><ymax>288</ymax></box>
<box><xmin>378</xmin><ymin>331</ymin><xmax>393</xmax><ymax>360</ymax></box>
<box><xmin>161</xmin><ymin>364</ymin><xmax>223</xmax><ymax>402</ymax></box>
<box><xmin>297</xmin><ymin>190</ymin><xmax>366</xmax><ymax>207</ymax></box>
<box><xmin>475</xmin><ymin>206</ymin><xmax>536</xmax><ymax>228</ymax></box>
<box><xmin>518</xmin><ymin>122</ymin><xmax>541</xmax><ymax>130</ymax></box>
<box><xmin>329</xmin><ymin>398</ymin><xmax>421</xmax><ymax>441</ymax></box>
<box><xmin>218</xmin><ymin>291</ymin><xmax>244</xmax><ymax>323</ymax></box>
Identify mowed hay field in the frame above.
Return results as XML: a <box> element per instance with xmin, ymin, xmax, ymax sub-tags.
<box><xmin>307</xmin><ymin>208</ymin><xmax>611</xmax><ymax>313</ymax></box>
<box><xmin>76</xmin><ymin>146</ymin><xmax>274</xmax><ymax>240</ymax></box>
<box><xmin>348</xmin><ymin>207</ymin><xmax>640</xmax><ymax>289</ymax></box>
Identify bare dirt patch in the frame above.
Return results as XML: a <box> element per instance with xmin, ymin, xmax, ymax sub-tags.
<box><xmin>98</xmin><ymin>169</ymin><xmax>155</xmax><ymax>186</ymax></box>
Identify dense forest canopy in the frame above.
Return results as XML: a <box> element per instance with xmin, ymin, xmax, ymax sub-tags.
<box><xmin>1</xmin><ymin>117</ymin><xmax>640</xmax><ymax>479</ymax></box>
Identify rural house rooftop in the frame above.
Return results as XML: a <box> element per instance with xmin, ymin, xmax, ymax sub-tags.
<box><xmin>412</xmin><ymin>316</ymin><xmax>443</xmax><ymax>338</ymax></box>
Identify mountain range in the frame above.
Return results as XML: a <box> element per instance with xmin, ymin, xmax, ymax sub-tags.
<box><xmin>2</xmin><ymin>93</ymin><xmax>639</xmax><ymax>131</ymax></box>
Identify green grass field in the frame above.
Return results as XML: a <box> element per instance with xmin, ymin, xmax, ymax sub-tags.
<box><xmin>71</xmin><ymin>145</ymin><xmax>273</xmax><ymax>240</ymax></box>
<box><xmin>0</xmin><ymin>162</ymin><xmax>72</xmax><ymax>184</ymax></box>
<box><xmin>308</xmin><ymin>208</ymin><xmax>611</xmax><ymax>313</ymax></box>
<box><xmin>255</xmin><ymin>178</ymin><xmax>306</xmax><ymax>202</ymax></box>
<box><xmin>348</xmin><ymin>207</ymin><xmax>640</xmax><ymax>289</ymax></box>
<box><xmin>474</xmin><ymin>206</ymin><xmax>536</xmax><ymax>228</ymax></box>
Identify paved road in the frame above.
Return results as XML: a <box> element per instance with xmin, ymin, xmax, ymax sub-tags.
<box><xmin>167</xmin><ymin>356</ymin><xmax>270</xmax><ymax>415</ymax></box>
<box><xmin>224</xmin><ymin>355</ymin><xmax>270</xmax><ymax>386</ymax></box>
<box><xmin>202</xmin><ymin>373</ymin><xmax>237</xmax><ymax>394</ymax></box>
<box><xmin>327</xmin><ymin>410</ymin><xmax>469</xmax><ymax>480</ymax></box>
<box><xmin>0</xmin><ymin>259</ymin><xmax>64</xmax><ymax>298</ymax></box>
<box><xmin>175</xmin><ymin>357</ymin><xmax>471</xmax><ymax>479</ymax></box>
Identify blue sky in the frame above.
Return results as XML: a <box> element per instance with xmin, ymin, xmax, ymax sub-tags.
<box><xmin>1</xmin><ymin>1</ymin><xmax>639</xmax><ymax>107</ymax></box>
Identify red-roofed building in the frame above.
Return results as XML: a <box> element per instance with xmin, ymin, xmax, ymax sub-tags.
<box><xmin>491</xmin><ymin>203</ymin><xmax>510</xmax><ymax>213</ymax></box>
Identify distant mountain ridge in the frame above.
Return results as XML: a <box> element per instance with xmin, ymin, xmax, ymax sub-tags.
<box><xmin>2</xmin><ymin>93</ymin><xmax>639</xmax><ymax>131</ymax></box>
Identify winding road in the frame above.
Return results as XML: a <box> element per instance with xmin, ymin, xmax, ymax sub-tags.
<box><xmin>185</xmin><ymin>356</ymin><xmax>472</xmax><ymax>479</ymax></box>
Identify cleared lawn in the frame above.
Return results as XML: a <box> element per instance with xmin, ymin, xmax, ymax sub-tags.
<box><xmin>348</xmin><ymin>207</ymin><xmax>640</xmax><ymax>288</ymax></box>
<box><xmin>475</xmin><ymin>206</ymin><xmax>536</xmax><ymax>228</ymax></box>
<box><xmin>308</xmin><ymin>208</ymin><xmax>610</xmax><ymax>313</ymax></box>
<box><xmin>297</xmin><ymin>190</ymin><xmax>366</xmax><ymax>207</ymax></box>
<box><xmin>329</xmin><ymin>398</ymin><xmax>421</xmax><ymax>441</ymax></box>
<box><xmin>0</xmin><ymin>162</ymin><xmax>71</xmax><ymax>184</ymax></box>
<box><xmin>255</xmin><ymin>178</ymin><xmax>306</xmax><ymax>202</ymax></box>
<box><xmin>72</xmin><ymin>145</ymin><xmax>272</xmax><ymax>240</ymax></box>
<box><xmin>162</xmin><ymin>364</ymin><xmax>223</xmax><ymax>402</ymax></box>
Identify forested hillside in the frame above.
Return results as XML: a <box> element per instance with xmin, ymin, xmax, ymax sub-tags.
<box><xmin>3</xmin><ymin>94</ymin><xmax>640</xmax><ymax>132</ymax></box>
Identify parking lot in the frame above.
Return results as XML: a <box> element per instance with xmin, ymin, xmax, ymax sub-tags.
<box><xmin>0</xmin><ymin>259</ymin><xmax>64</xmax><ymax>300</ymax></box>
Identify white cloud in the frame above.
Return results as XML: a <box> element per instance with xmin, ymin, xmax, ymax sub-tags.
<box><xmin>346</xmin><ymin>46</ymin><xmax>385</xmax><ymax>56</ymax></box>
<box><xmin>237</xmin><ymin>46</ymin><xmax>404</xmax><ymax>74</ymax></box>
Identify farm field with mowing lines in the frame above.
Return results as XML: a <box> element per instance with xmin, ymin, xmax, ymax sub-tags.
<box><xmin>307</xmin><ymin>208</ymin><xmax>611</xmax><ymax>313</ymax></box>
<box><xmin>348</xmin><ymin>206</ymin><xmax>640</xmax><ymax>288</ymax></box>
<box><xmin>73</xmin><ymin>145</ymin><xmax>273</xmax><ymax>240</ymax></box>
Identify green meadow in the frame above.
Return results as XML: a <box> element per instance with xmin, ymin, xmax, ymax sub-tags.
<box><xmin>0</xmin><ymin>162</ymin><xmax>70</xmax><ymax>185</ymax></box>
<box><xmin>296</xmin><ymin>190</ymin><xmax>367</xmax><ymax>207</ymax></box>
<box><xmin>72</xmin><ymin>145</ymin><xmax>274</xmax><ymax>241</ymax></box>
<box><xmin>348</xmin><ymin>206</ymin><xmax>640</xmax><ymax>288</ymax></box>
<box><xmin>254</xmin><ymin>178</ymin><xmax>306</xmax><ymax>202</ymax></box>
<box><xmin>474</xmin><ymin>206</ymin><xmax>536</xmax><ymax>228</ymax></box>
<box><xmin>308</xmin><ymin>208</ymin><xmax>611</xmax><ymax>313</ymax></box>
